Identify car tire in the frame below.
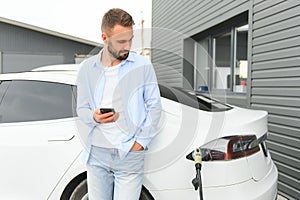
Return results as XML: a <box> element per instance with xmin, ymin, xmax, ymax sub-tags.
<box><xmin>139</xmin><ymin>186</ymin><xmax>154</xmax><ymax>200</ymax></box>
<box><xmin>68</xmin><ymin>179</ymin><xmax>154</xmax><ymax>200</ymax></box>
<box><xmin>69</xmin><ymin>179</ymin><xmax>88</xmax><ymax>200</ymax></box>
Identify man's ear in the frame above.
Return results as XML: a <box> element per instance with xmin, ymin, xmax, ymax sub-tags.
<box><xmin>102</xmin><ymin>32</ymin><xmax>108</xmax><ymax>43</ymax></box>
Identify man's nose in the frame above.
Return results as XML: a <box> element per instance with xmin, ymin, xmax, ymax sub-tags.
<box><xmin>123</xmin><ymin>41</ymin><xmax>132</xmax><ymax>49</ymax></box>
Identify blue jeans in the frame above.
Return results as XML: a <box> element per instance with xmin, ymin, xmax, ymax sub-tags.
<box><xmin>86</xmin><ymin>145</ymin><xmax>145</xmax><ymax>200</ymax></box>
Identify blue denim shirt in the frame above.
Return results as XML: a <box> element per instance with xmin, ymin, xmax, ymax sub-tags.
<box><xmin>76</xmin><ymin>51</ymin><xmax>162</xmax><ymax>160</ymax></box>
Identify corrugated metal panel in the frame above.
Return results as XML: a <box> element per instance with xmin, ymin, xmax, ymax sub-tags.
<box><xmin>184</xmin><ymin>0</ymin><xmax>249</xmax><ymax>34</ymax></box>
<box><xmin>253</xmin><ymin>0</ymin><xmax>286</xmax><ymax>13</ymax></box>
<box><xmin>253</xmin><ymin>37</ymin><xmax>300</xmax><ymax>54</ymax></box>
<box><xmin>252</xmin><ymin>77</ymin><xmax>300</xmax><ymax>87</ymax></box>
<box><xmin>253</xmin><ymin>15</ymin><xmax>300</xmax><ymax>38</ymax></box>
<box><xmin>269</xmin><ymin>123</ymin><xmax>300</xmax><ymax>138</ymax></box>
<box><xmin>253</xmin><ymin>46</ymin><xmax>300</xmax><ymax>62</ymax></box>
<box><xmin>251</xmin><ymin>96</ymin><xmax>300</xmax><ymax>107</ymax></box>
<box><xmin>251</xmin><ymin>0</ymin><xmax>300</xmax><ymax>199</ymax></box>
<box><xmin>253</xmin><ymin>25</ymin><xmax>300</xmax><ymax>46</ymax></box>
<box><xmin>252</xmin><ymin>87</ymin><xmax>300</xmax><ymax>97</ymax></box>
<box><xmin>253</xmin><ymin>2</ymin><xmax>300</xmax><ymax>29</ymax></box>
<box><xmin>153</xmin><ymin>0</ymin><xmax>300</xmax><ymax>197</ymax></box>
<box><xmin>152</xmin><ymin>0</ymin><xmax>250</xmax><ymax>87</ymax></box>
<box><xmin>252</xmin><ymin>57</ymin><xmax>300</xmax><ymax>70</ymax></box>
<box><xmin>253</xmin><ymin>0</ymin><xmax>300</xmax><ymax>21</ymax></box>
<box><xmin>268</xmin><ymin>114</ymin><xmax>300</xmax><ymax>128</ymax></box>
<box><xmin>253</xmin><ymin>0</ymin><xmax>265</xmax><ymax>6</ymax></box>
<box><xmin>157</xmin><ymin>0</ymin><xmax>250</xmax><ymax>36</ymax></box>
<box><xmin>252</xmin><ymin>67</ymin><xmax>300</xmax><ymax>78</ymax></box>
<box><xmin>252</xmin><ymin>104</ymin><xmax>300</xmax><ymax>118</ymax></box>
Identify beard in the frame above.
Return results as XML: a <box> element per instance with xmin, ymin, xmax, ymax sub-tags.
<box><xmin>107</xmin><ymin>45</ymin><xmax>130</xmax><ymax>61</ymax></box>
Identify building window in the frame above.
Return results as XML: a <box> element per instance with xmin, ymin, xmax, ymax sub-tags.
<box><xmin>213</xmin><ymin>29</ymin><xmax>232</xmax><ymax>91</ymax></box>
<box><xmin>194</xmin><ymin>16</ymin><xmax>248</xmax><ymax>94</ymax></box>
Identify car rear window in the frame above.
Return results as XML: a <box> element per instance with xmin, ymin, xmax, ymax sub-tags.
<box><xmin>159</xmin><ymin>84</ymin><xmax>232</xmax><ymax>112</ymax></box>
<box><xmin>0</xmin><ymin>80</ymin><xmax>77</xmax><ymax>123</ymax></box>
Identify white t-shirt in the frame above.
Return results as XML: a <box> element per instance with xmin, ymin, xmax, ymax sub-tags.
<box><xmin>92</xmin><ymin>63</ymin><xmax>130</xmax><ymax>147</ymax></box>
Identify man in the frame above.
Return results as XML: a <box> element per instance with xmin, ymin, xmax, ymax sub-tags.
<box><xmin>76</xmin><ymin>8</ymin><xmax>162</xmax><ymax>200</ymax></box>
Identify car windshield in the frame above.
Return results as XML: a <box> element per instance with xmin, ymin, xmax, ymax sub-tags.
<box><xmin>159</xmin><ymin>85</ymin><xmax>232</xmax><ymax>112</ymax></box>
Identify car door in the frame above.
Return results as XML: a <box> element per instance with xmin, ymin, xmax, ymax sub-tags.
<box><xmin>0</xmin><ymin>80</ymin><xmax>82</xmax><ymax>199</ymax></box>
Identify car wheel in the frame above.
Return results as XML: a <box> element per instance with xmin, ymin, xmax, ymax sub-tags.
<box><xmin>139</xmin><ymin>187</ymin><xmax>154</xmax><ymax>200</ymax></box>
<box><xmin>68</xmin><ymin>179</ymin><xmax>153</xmax><ymax>200</ymax></box>
<box><xmin>69</xmin><ymin>179</ymin><xmax>88</xmax><ymax>200</ymax></box>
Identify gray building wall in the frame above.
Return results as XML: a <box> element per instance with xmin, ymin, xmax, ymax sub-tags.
<box><xmin>152</xmin><ymin>0</ymin><xmax>251</xmax><ymax>106</ymax></box>
<box><xmin>152</xmin><ymin>0</ymin><xmax>299</xmax><ymax>199</ymax></box>
<box><xmin>0</xmin><ymin>20</ymin><xmax>100</xmax><ymax>73</ymax></box>
<box><xmin>152</xmin><ymin>0</ymin><xmax>250</xmax><ymax>85</ymax></box>
<box><xmin>251</xmin><ymin>1</ymin><xmax>300</xmax><ymax>199</ymax></box>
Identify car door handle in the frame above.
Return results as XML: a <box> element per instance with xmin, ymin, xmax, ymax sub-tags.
<box><xmin>48</xmin><ymin>135</ymin><xmax>75</xmax><ymax>142</ymax></box>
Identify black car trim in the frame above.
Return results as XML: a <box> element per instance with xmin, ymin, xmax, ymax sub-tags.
<box><xmin>159</xmin><ymin>84</ymin><xmax>232</xmax><ymax>112</ymax></box>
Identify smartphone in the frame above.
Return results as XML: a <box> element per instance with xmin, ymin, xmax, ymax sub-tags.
<box><xmin>100</xmin><ymin>108</ymin><xmax>115</xmax><ymax>114</ymax></box>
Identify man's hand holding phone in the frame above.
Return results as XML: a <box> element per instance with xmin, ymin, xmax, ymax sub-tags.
<box><xmin>93</xmin><ymin>108</ymin><xmax>119</xmax><ymax>123</ymax></box>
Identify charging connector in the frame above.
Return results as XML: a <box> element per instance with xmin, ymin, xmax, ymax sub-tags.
<box><xmin>192</xmin><ymin>148</ymin><xmax>204</xmax><ymax>200</ymax></box>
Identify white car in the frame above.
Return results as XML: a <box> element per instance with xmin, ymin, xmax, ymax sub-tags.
<box><xmin>0</xmin><ymin>64</ymin><xmax>278</xmax><ymax>200</ymax></box>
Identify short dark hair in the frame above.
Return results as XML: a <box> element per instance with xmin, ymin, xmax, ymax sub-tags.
<box><xmin>101</xmin><ymin>8</ymin><xmax>135</xmax><ymax>33</ymax></box>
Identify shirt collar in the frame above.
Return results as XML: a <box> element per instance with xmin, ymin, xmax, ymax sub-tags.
<box><xmin>93</xmin><ymin>49</ymin><xmax>135</xmax><ymax>68</ymax></box>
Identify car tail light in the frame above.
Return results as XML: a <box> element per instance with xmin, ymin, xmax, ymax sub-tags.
<box><xmin>187</xmin><ymin>134</ymin><xmax>267</xmax><ymax>161</ymax></box>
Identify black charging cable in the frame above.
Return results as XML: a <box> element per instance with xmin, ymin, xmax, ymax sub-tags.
<box><xmin>192</xmin><ymin>148</ymin><xmax>204</xmax><ymax>200</ymax></box>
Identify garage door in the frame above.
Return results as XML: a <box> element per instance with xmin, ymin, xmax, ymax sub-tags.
<box><xmin>2</xmin><ymin>52</ymin><xmax>64</xmax><ymax>73</ymax></box>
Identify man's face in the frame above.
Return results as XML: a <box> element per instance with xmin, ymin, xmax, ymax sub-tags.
<box><xmin>103</xmin><ymin>25</ymin><xmax>134</xmax><ymax>60</ymax></box>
